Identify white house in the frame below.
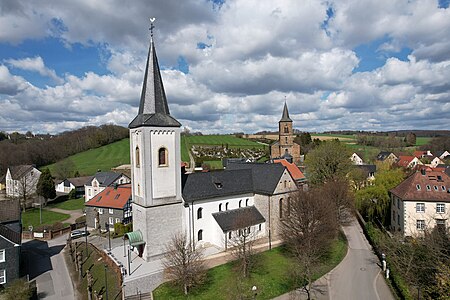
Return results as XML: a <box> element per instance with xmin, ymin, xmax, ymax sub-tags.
<box><xmin>55</xmin><ymin>176</ymin><xmax>93</xmax><ymax>197</ymax></box>
<box><xmin>429</xmin><ymin>157</ymin><xmax>444</xmax><ymax>168</ymax></box>
<box><xmin>350</xmin><ymin>153</ymin><xmax>364</xmax><ymax>165</ymax></box>
<box><xmin>84</xmin><ymin>172</ymin><xmax>130</xmax><ymax>202</ymax></box>
<box><xmin>390</xmin><ymin>170</ymin><xmax>450</xmax><ymax>236</ymax></box>
<box><xmin>436</xmin><ymin>150</ymin><xmax>450</xmax><ymax>160</ymax></box>
<box><xmin>5</xmin><ymin>165</ymin><xmax>41</xmax><ymax>198</ymax></box>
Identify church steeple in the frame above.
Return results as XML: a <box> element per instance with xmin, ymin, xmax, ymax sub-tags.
<box><xmin>280</xmin><ymin>102</ymin><xmax>292</xmax><ymax>122</ymax></box>
<box><xmin>129</xmin><ymin>24</ymin><xmax>181</xmax><ymax>129</ymax></box>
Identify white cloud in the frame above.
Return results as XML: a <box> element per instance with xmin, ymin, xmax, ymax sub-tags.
<box><xmin>5</xmin><ymin>56</ymin><xmax>63</xmax><ymax>84</ymax></box>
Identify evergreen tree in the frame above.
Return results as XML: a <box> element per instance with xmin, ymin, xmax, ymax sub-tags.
<box><xmin>37</xmin><ymin>168</ymin><xmax>56</xmax><ymax>205</ymax></box>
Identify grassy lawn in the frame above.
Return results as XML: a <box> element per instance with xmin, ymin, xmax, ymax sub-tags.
<box><xmin>202</xmin><ymin>160</ymin><xmax>223</xmax><ymax>170</ymax></box>
<box><xmin>186</xmin><ymin>135</ymin><xmax>264</xmax><ymax>147</ymax></box>
<box><xmin>45</xmin><ymin>138</ymin><xmax>130</xmax><ymax>176</ymax></box>
<box><xmin>67</xmin><ymin>243</ymin><xmax>121</xmax><ymax>300</ymax></box>
<box><xmin>415</xmin><ymin>137</ymin><xmax>431</xmax><ymax>146</ymax></box>
<box><xmin>154</xmin><ymin>234</ymin><xmax>347</xmax><ymax>299</ymax></box>
<box><xmin>181</xmin><ymin>135</ymin><xmax>190</xmax><ymax>163</ymax></box>
<box><xmin>22</xmin><ymin>208</ymin><xmax>70</xmax><ymax>229</ymax></box>
<box><xmin>48</xmin><ymin>197</ymin><xmax>85</xmax><ymax>211</ymax></box>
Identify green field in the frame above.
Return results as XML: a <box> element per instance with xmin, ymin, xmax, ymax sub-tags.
<box><xmin>45</xmin><ymin>138</ymin><xmax>130</xmax><ymax>176</ymax></box>
<box><xmin>154</xmin><ymin>234</ymin><xmax>347</xmax><ymax>299</ymax></box>
<box><xmin>415</xmin><ymin>137</ymin><xmax>431</xmax><ymax>146</ymax></box>
<box><xmin>312</xmin><ymin>133</ymin><xmax>356</xmax><ymax>140</ymax></box>
<box><xmin>187</xmin><ymin>135</ymin><xmax>264</xmax><ymax>147</ymax></box>
<box><xmin>22</xmin><ymin>208</ymin><xmax>70</xmax><ymax>229</ymax></box>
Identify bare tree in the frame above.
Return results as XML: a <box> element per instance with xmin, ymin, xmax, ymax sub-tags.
<box><xmin>280</xmin><ymin>189</ymin><xmax>338</xmax><ymax>300</ymax></box>
<box><xmin>229</xmin><ymin>226</ymin><xmax>256</xmax><ymax>278</ymax></box>
<box><xmin>321</xmin><ymin>177</ymin><xmax>355</xmax><ymax>225</ymax></box>
<box><xmin>163</xmin><ymin>232</ymin><xmax>206</xmax><ymax>295</ymax></box>
<box><xmin>15</xmin><ymin>173</ymin><xmax>38</xmax><ymax>211</ymax></box>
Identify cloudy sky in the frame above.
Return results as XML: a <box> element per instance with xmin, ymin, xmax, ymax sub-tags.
<box><xmin>1</xmin><ymin>0</ymin><xmax>449</xmax><ymax>134</ymax></box>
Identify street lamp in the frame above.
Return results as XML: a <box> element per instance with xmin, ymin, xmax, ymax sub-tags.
<box><xmin>85</xmin><ymin>222</ymin><xmax>88</xmax><ymax>254</ymax></box>
<box><xmin>105</xmin><ymin>222</ymin><xmax>111</xmax><ymax>251</ymax></box>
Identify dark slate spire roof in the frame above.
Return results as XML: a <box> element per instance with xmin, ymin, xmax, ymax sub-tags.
<box><xmin>129</xmin><ymin>35</ymin><xmax>181</xmax><ymax>128</ymax></box>
<box><xmin>280</xmin><ymin>102</ymin><xmax>292</xmax><ymax>122</ymax></box>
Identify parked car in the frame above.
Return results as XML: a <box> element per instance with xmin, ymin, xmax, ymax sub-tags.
<box><xmin>70</xmin><ymin>229</ymin><xmax>89</xmax><ymax>239</ymax></box>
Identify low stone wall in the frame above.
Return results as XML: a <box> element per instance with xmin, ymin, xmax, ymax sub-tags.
<box><xmin>22</xmin><ymin>221</ymin><xmax>86</xmax><ymax>240</ymax></box>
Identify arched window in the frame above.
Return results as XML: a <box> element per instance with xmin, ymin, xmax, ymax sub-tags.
<box><xmin>219</xmin><ymin>203</ymin><xmax>222</xmax><ymax>212</ymax></box>
<box><xmin>198</xmin><ymin>229</ymin><xmax>203</xmax><ymax>241</ymax></box>
<box><xmin>284</xmin><ymin>125</ymin><xmax>289</xmax><ymax>133</ymax></box>
<box><xmin>228</xmin><ymin>231</ymin><xmax>232</xmax><ymax>239</ymax></box>
<box><xmin>158</xmin><ymin>147</ymin><xmax>167</xmax><ymax>166</ymax></box>
<box><xmin>239</xmin><ymin>200</ymin><xmax>242</xmax><ymax>208</ymax></box>
<box><xmin>135</xmin><ymin>146</ymin><xmax>140</xmax><ymax>167</ymax></box>
<box><xmin>137</xmin><ymin>184</ymin><xmax>140</xmax><ymax>195</ymax></box>
<box><xmin>226</xmin><ymin>203</ymin><xmax>229</xmax><ymax>210</ymax></box>
<box><xmin>246</xmin><ymin>198</ymin><xmax>249</xmax><ymax>206</ymax></box>
<box><xmin>284</xmin><ymin>180</ymin><xmax>287</xmax><ymax>188</ymax></box>
<box><xmin>279</xmin><ymin>198</ymin><xmax>283</xmax><ymax>219</ymax></box>
<box><xmin>197</xmin><ymin>207</ymin><xmax>203</xmax><ymax>219</ymax></box>
<box><xmin>285</xmin><ymin>137</ymin><xmax>288</xmax><ymax>143</ymax></box>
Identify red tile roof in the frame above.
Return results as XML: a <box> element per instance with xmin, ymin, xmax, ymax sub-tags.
<box><xmin>413</xmin><ymin>150</ymin><xmax>426</xmax><ymax>158</ymax></box>
<box><xmin>396</xmin><ymin>155</ymin><xmax>415</xmax><ymax>168</ymax></box>
<box><xmin>273</xmin><ymin>159</ymin><xmax>305</xmax><ymax>180</ymax></box>
<box><xmin>390</xmin><ymin>171</ymin><xmax>450</xmax><ymax>202</ymax></box>
<box><xmin>85</xmin><ymin>184</ymin><xmax>131</xmax><ymax>209</ymax></box>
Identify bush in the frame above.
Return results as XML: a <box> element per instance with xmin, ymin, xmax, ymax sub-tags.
<box><xmin>68</xmin><ymin>189</ymin><xmax>77</xmax><ymax>199</ymax></box>
<box><xmin>75</xmin><ymin>215</ymin><xmax>86</xmax><ymax>223</ymax></box>
<box><xmin>112</xmin><ymin>222</ymin><xmax>132</xmax><ymax>237</ymax></box>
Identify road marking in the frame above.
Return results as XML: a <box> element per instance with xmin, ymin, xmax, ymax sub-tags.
<box><xmin>373</xmin><ymin>270</ymin><xmax>382</xmax><ymax>300</ymax></box>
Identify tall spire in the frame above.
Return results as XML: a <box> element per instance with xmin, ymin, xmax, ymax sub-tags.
<box><xmin>280</xmin><ymin>101</ymin><xmax>292</xmax><ymax>122</ymax></box>
<box><xmin>129</xmin><ymin>19</ymin><xmax>181</xmax><ymax>129</ymax></box>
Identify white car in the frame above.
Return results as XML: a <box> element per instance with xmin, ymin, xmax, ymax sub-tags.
<box><xmin>70</xmin><ymin>229</ymin><xmax>89</xmax><ymax>239</ymax></box>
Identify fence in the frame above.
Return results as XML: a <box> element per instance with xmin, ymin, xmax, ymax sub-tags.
<box><xmin>22</xmin><ymin>221</ymin><xmax>86</xmax><ymax>240</ymax></box>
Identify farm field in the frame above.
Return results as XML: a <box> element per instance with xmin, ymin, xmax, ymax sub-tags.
<box><xmin>415</xmin><ymin>137</ymin><xmax>431</xmax><ymax>146</ymax></box>
<box><xmin>186</xmin><ymin>135</ymin><xmax>265</xmax><ymax>147</ymax></box>
<box><xmin>44</xmin><ymin>138</ymin><xmax>130</xmax><ymax>176</ymax></box>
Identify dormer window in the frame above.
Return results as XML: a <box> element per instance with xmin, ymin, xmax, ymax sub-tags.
<box><xmin>214</xmin><ymin>182</ymin><xmax>223</xmax><ymax>189</ymax></box>
<box><xmin>433</xmin><ymin>186</ymin><xmax>438</xmax><ymax>191</ymax></box>
<box><xmin>158</xmin><ymin>147</ymin><xmax>168</xmax><ymax>166</ymax></box>
<box><xmin>442</xmin><ymin>186</ymin><xmax>446</xmax><ymax>191</ymax></box>
<box><xmin>416</xmin><ymin>184</ymin><xmax>421</xmax><ymax>191</ymax></box>
<box><xmin>426</xmin><ymin>185</ymin><xmax>431</xmax><ymax>191</ymax></box>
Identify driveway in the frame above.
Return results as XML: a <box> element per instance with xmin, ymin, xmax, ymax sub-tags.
<box><xmin>22</xmin><ymin>234</ymin><xmax>75</xmax><ymax>300</ymax></box>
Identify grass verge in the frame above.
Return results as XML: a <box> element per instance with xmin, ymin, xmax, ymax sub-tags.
<box><xmin>154</xmin><ymin>233</ymin><xmax>347</xmax><ymax>300</ymax></box>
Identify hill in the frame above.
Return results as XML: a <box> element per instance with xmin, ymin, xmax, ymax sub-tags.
<box><xmin>44</xmin><ymin>138</ymin><xmax>130</xmax><ymax>176</ymax></box>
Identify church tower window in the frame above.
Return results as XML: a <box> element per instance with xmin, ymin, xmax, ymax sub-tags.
<box><xmin>284</xmin><ymin>125</ymin><xmax>289</xmax><ymax>133</ymax></box>
<box><xmin>285</xmin><ymin>137</ymin><xmax>288</xmax><ymax>144</ymax></box>
<box><xmin>158</xmin><ymin>147</ymin><xmax>168</xmax><ymax>166</ymax></box>
<box><xmin>239</xmin><ymin>200</ymin><xmax>242</xmax><ymax>208</ymax></box>
<box><xmin>197</xmin><ymin>207</ymin><xmax>203</xmax><ymax>219</ymax></box>
<box><xmin>279</xmin><ymin>198</ymin><xmax>284</xmax><ymax>219</ymax></box>
<box><xmin>198</xmin><ymin>229</ymin><xmax>203</xmax><ymax>241</ymax></box>
<box><xmin>135</xmin><ymin>146</ymin><xmax>140</xmax><ymax>167</ymax></box>
<box><xmin>219</xmin><ymin>203</ymin><xmax>222</xmax><ymax>211</ymax></box>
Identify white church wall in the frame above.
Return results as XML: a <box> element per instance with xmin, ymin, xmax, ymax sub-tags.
<box><xmin>183</xmin><ymin>193</ymin><xmax>256</xmax><ymax>249</ymax></box>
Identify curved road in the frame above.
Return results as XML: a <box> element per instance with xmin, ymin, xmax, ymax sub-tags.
<box><xmin>327</xmin><ymin>218</ymin><xmax>394</xmax><ymax>300</ymax></box>
<box><xmin>275</xmin><ymin>217</ymin><xmax>394</xmax><ymax>300</ymax></box>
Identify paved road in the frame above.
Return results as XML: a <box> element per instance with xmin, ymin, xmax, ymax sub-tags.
<box><xmin>275</xmin><ymin>217</ymin><xmax>394</xmax><ymax>300</ymax></box>
<box><xmin>47</xmin><ymin>207</ymin><xmax>83</xmax><ymax>224</ymax></box>
<box><xmin>327</xmin><ymin>218</ymin><xmax>394</xmax><ymax>300</ymax></box>
<box><xmin>22</xmin><ymin>234</ymin><xmax>75</xmax><ymax>300</ymax></box>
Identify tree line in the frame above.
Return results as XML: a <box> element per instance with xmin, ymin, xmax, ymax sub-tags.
<box><xmin>0</xmin><ymin>124</ymin><xmax>128</xmax><ymax>176</ymax></box>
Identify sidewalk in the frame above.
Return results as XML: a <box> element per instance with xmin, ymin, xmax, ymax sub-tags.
<box><xmin>47</xmin><ymin>207</ymin><xmax>83</xmax><ymax>224</ymax></box>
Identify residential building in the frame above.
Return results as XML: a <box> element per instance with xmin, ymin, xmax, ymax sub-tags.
<box><xmin>0</xmin><ymin>199</ymin><xmax>21</xmax><ymax>286</ymax></box>
<box><xmin>85</xmin><ymin>184</ymin><xmax>132</xmax><ymax>229</ymax></box>
<box><xmin>55</xmin><ymin>176</ymin><xmax>93</xmax><ymax>196</ymax></box>
<box><xmin>376</xmin><ymin>151</ymin><xmax>398</xmax><ymax>164</ymax></box>
<box><xmin>390</xmin><ymin>170</ymin><xmax>450</xmax><ymax>236</ymax></box>
<box><xmin>5</xmin><ymin>165</ymin><xmax>41</xmax><ymax>199</ymax></box>
<box><xmin>396</xmin><ymin>155</ymin><xmax>423</xmax><ymax>169</ymax></box>
<box><xmin>355</xmin><ymin>164</ymin><xmax>377</xmax><ymax>181</ymax></box>
<box><xmin>350</xmin><ymin>153</ymin><xmax>364</xmax><ymax>165</ymax></box>
<box><xmin>270</xmin><ymin>103</ymin><xmax>301</xmax><ymax>165</ymax></box>
<box><xmin>84</xmin><ymin>172</ymin><xmax>130</xmax><ymax>202</ymax></box>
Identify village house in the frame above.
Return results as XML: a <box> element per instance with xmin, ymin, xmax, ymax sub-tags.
<box><xmin>390</xmin><ymin>169</ymin><xmax>450</xmax><ymax>236</ymax></box>
<box><xmin>55</xmin><ymin>176</ymin><xmax>93</xmax><ymax>197</ymax></box>
<box><xmin>5</xmin><ymin>165</ymin><xmax>41</xmax><ymax>199</ymax></box>
<box><xmin>396</xmin><ymin>155</ymin><xmax>423</xmax><ymax>169</ymax></box>
<box><xmin>376</xmin><ymin>151</ymin><xmax>398</xmax><ymax>164</ymax></box>
<box><xmin>85</xmin><ymin>184</ymin><xmax>132</xmax><ymax>230</ymax></box>
<box><xmin>350</xmin><ymin>153</ymin><xmax>364</xmax><ymax>165</ymax></box>
<box><xmin>0</xmin><ymin>199</ymin><xmax>21</xmax><ymax>286</ymax></box>
<box><xmin>84</xmin><ymin>171</ymin><xmax>130</xmax><ymax>202</ymax></box>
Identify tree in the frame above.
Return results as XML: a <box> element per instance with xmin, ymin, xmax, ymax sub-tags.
<box><xmin>304</xmin><ymin>139</ymin><xmax>352</xmax><ymax>185</ymax></box>
<box><xmin>405</xmin><ymin>132</ymin><xmax>416</xmax><ymax>146</ymax></box>
<box><xmin>37</xmin><ymin>168</ymin><xmax>56</xmax><ymax>205</ymax></box>
<box><xmin>321</xmin><ymin>177</ymin><xmax>354</xmax><ymax>224</ymax></box>
<box><xmin>348</xmin><ymin>166</ymin><xmax>368</xmax><ymax>191</ymax></box>
<box><xmin>0</xmin><ymin>278</ymin><xmax>33</xmax><ymax>300</ymax></box>
<box><xmin>53</xmin><ymin>159</ymin><xmax>76</xmax><ymax>179</ymax></box>
<box><xmin>280</xmin><ymin>189</ymin><xmax>338</xmax><ymax>299</ymax></box>
<box><xmin>163</xmin><ymin>232</ymin><xmax>206</xmax><ymax>295</ymax></box>
<box><xmin>15</xmin><ymin>172</ymin><xmax>38</xmax><ymax>211</ymax></box>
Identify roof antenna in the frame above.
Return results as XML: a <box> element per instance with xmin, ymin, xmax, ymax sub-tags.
<box><xmin>149</xmin><ymin>17</ymin><xmax>156</xmax><ymax>39</ymax></box>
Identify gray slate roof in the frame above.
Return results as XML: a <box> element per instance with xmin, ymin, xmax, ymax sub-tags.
<box><xmin>212</xmin><ymin>206</ymin><xmax>265</xmax><ymax>232</ymax></box>
<box><xmin>68</xmin><ymin>176</ymin><xmax>93</xmax><ymax>187</ymax></box>
<box><xmin>0</xmin><ymin>199</ymin><xmax>21</xmax><ymax>223</ymax></box>
<box><xmin>377</xmin><ymin>151</ymin><xmax>394</xmax><ymax>161</ymax></box>
<box><xmin>90</xmin><ymin>172</ymin><xmax>125</xmax><ymax>187</ymax></box>
<box><xmin>129</xmin><ymin>37</ymin><xmax>181</xmax><ymax>128</ymax></box>
<box><xmin>355</xmin><ymin>164</ymin><xmax>377</xmax><ymax>176</ymax></box>
<box><xmin>8</xmin><ymin>165</ymin><xmax>34</xmax><ymax>180</ymax></box>
<box><xmin>226</xmin><ymin>162</ymin><xmax>286</xmax><ymax>195</ymax></box>
<box><xmin>0</xmin><ymin>224</ymin><xmax>21</xmax><ymax>245</ymax></box>
<box><xmin>280</xmin><ymin>102</ymin><xmax>292</xmax><ymax>122</ymax></box>
<box><xmin>182</xmin><ymin>169</ymin><xmax>253</xmax><ymax>203</ymax></box>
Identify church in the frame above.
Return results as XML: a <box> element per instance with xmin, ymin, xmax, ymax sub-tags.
<box><xmin>127</xmin><ymin>29</ymin><xmax>299</xmax><ymax>263</ymax></box>
<box><xmin>270</xmin><ymin>103</ymin><xmax>302</xmax><ymax>165</ymax></box>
